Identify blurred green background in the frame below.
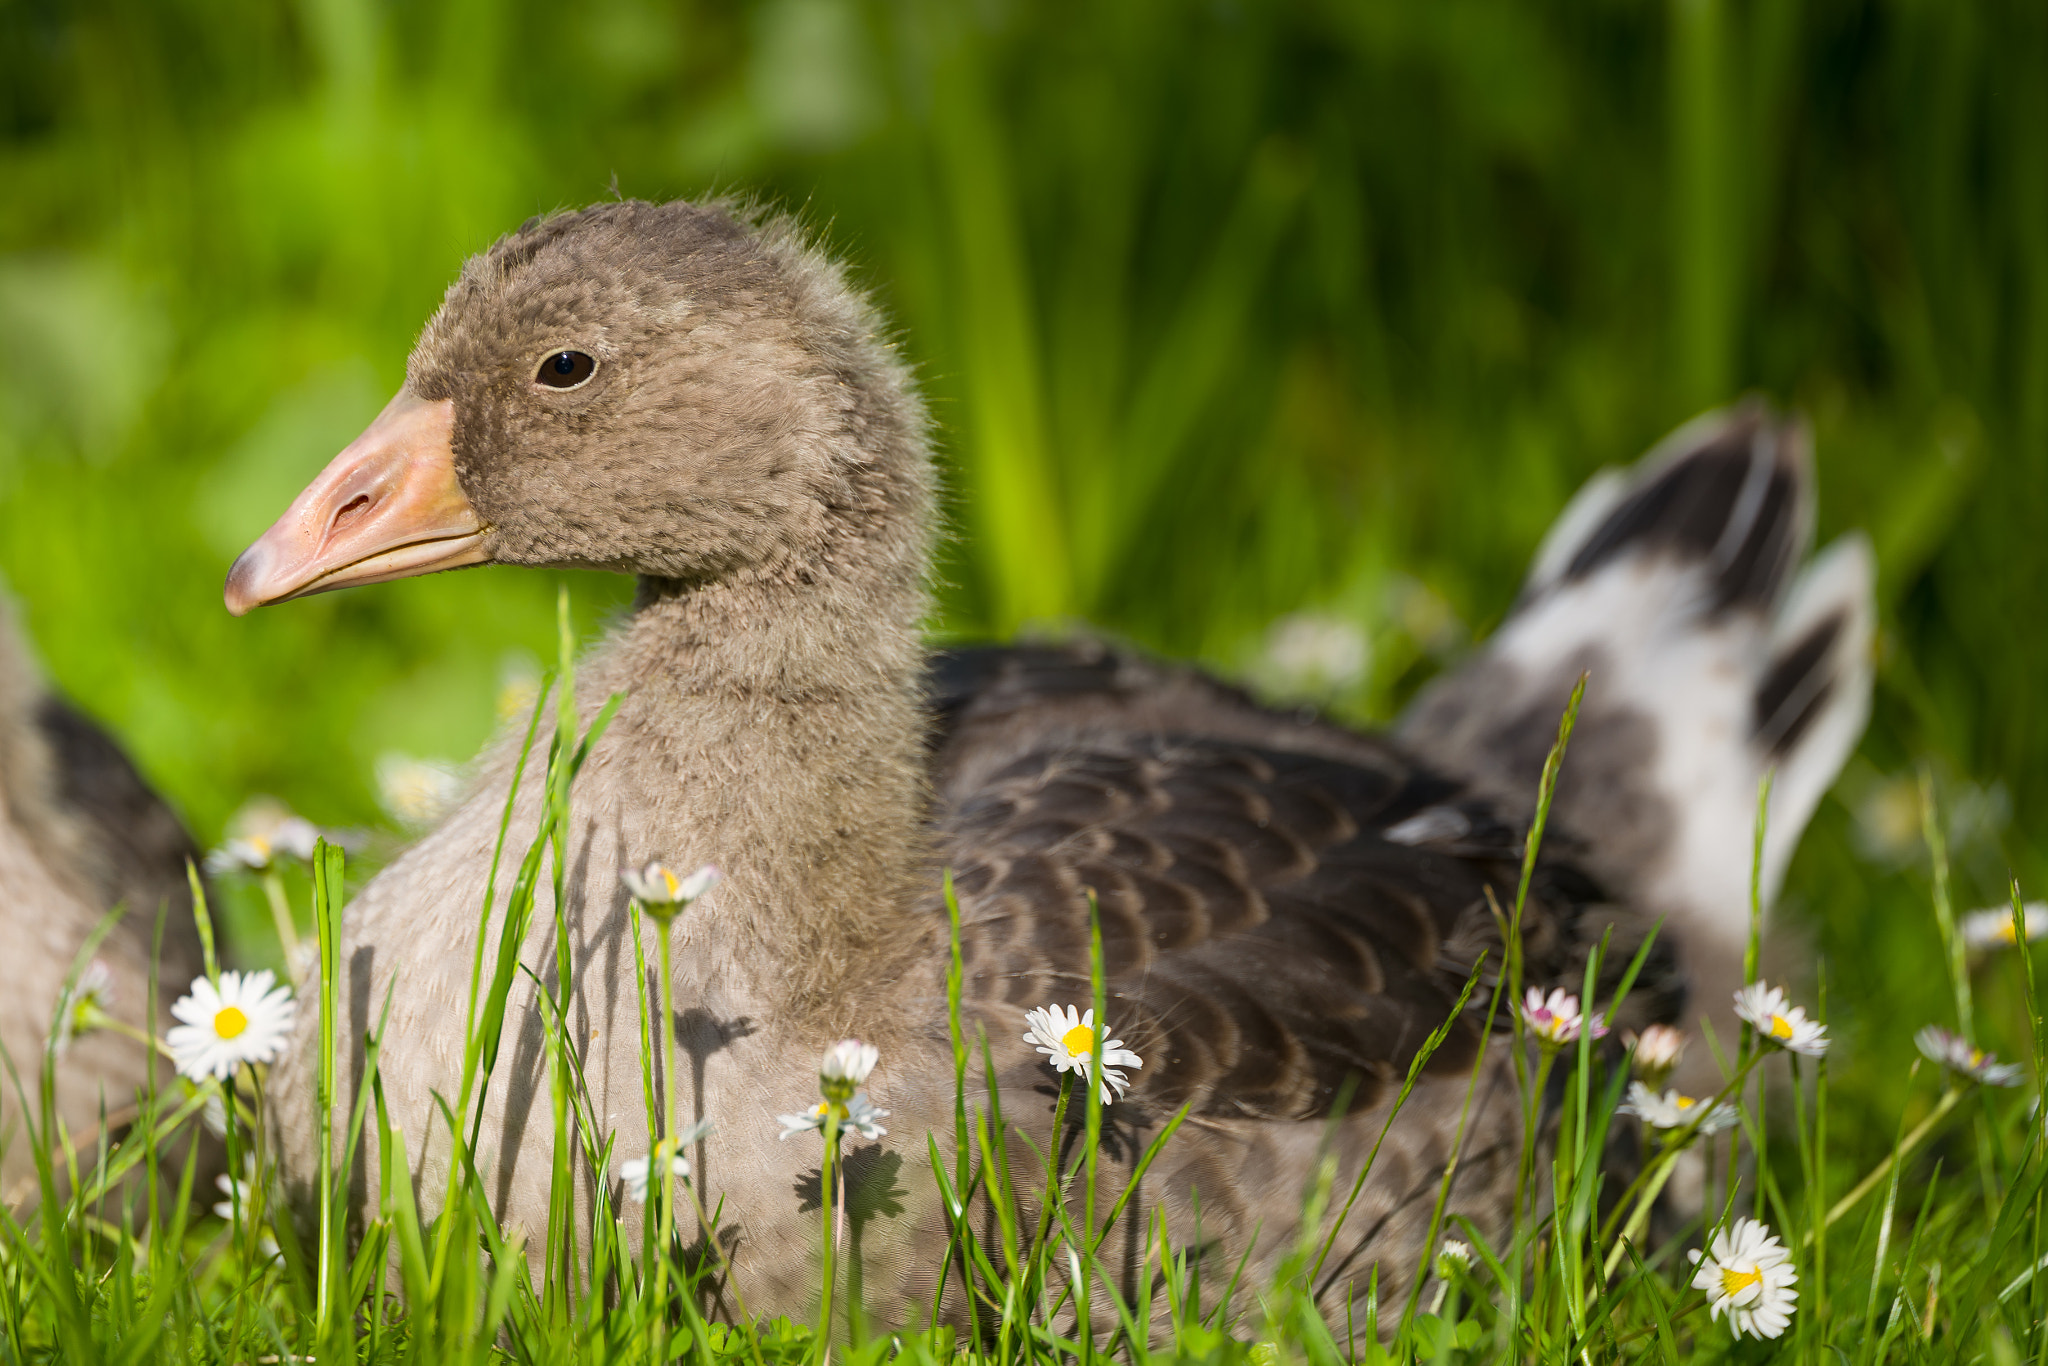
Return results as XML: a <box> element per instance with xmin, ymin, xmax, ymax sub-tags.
<box><xmin>2</xmin><ymin>0</ymin><xmax>2045</xmax><ymax>1165</ymax></box>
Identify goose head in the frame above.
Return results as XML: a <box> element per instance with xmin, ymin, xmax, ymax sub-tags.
<box><xmin>225</xmin><ymin>199</ymin><xmax>926</xmax><ymax>615</ymax></box>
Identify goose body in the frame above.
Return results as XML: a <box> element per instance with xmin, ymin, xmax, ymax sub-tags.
<box><xmin>0</xmin><ymin>592</ymin><xmax>204</xmax><ymax>1199</ymax></box>
<box><xmin>230</xmin><ymin>200</ymin><xmax>1873</xmax><ymax>1323</ymax></box>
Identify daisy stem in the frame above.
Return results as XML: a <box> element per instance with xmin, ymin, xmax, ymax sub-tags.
<box><xmin>629</xmin><ymin>904</ymin><xmax>659</xmax><ymax>1289</ymax></box>
<box><xmin>1806</xmin><ymin>1084</ymin><xmax>1964</xmax><ymax>1245</ymax></box>
<box><xmin>1026</xmin><ymin>1072</ymin><xmax>1075</xmax><ymax>1280</ymax></box>
<box><xmin>820</xmin><ymin>1109</ymin><xmax>840</xmax><ymax>1363</ymax></box>
<box><xmin>260</xmin><ymin>870</ymin><xmax>303</xmax><ymax>984</ymax></box>
<box><xmin>656</xmin><ymin>914</ymin><xmax>678</xmax><ymax>1359</ymax></box>
<box><xmin>248</xmin><ymin>1066</ymin><xmax>273</xmax><ymax>1270</ymax></box>
<box><xmin>1598</xmin><ymin>1053</ymin><xmax>1761</xmax><ymax>1246</ymax></box>
<box><xmin>835</xmin><ymin>1155</ymin><xmax>848</xmax><ymax>1323</ymax></box>
<box><xmin>1518</xmin><ymin>1047</ymin><xmax>1559</xmax><ymax>1222</ymax></box>
<box><xmin>98</xmin><ymin>1016</ymin><xmax>175</xmax><ymax>1058</ymax></box>
<box><xmin>1608</xmin><ymin>1293</ymin><xmax>1708</xmax><ymax>1349</ymax></box>
<box><xmin>1602</xmin><ymin>1148</ymin><xmax>1681</xmax><ymax>1280</ymax></box>
<box><xmin>222</xmin><ymin>1071</ymin><xmax>251</xmax><ymax>1353</ymax></box>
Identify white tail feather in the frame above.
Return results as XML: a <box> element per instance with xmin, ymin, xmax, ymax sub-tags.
<box><xmin>1401</xmin><ymin>405</ymin><xmax>1875</xmax><ymax>1062</ymax></box>
<box><xmin>1755</xmin><ymin>535</ymin><xmax>1875</xmax><ymax>897</ymax></box>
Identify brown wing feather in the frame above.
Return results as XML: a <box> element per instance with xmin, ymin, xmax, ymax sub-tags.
<box><xmin>927</xmin><ymin>643</ymin><xmax>1678</xmax><ymax>1122</ymax></box>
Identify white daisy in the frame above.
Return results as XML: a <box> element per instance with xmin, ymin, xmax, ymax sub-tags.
<box><xmin>1254</xmin><ymin>612</ymin><xmax>1370</xmax><ymax>701</ymax></box>
<box><xmin>619</xmin><ymin>1147</ymin><xmax>688</xmax><ymax>1205</ymax></box>
<box><xmin>621</xmin><ymin>861</ymin><xmax>721</xmax><ymax>916</ymax></box>
<box><xmin>166</xmin><ymin>971</ymin><xmax>297</xmax><ymax>1082</ymax></box>
<box><xmin>1915</xmin><ymin>1025</ymin><xmax>2025</xmax><ymax>1087</ymax></box>
<box><xmin>1689</xmin><ymin>1217</ymin><xmax>1798</xmax><ymax>1339</ymax></box>
<box><xmin>51</xmin><ymin>960</ymin><xmax>115</xmax><ymax>1055</ymax></box>
<box><xmin>1520</xmin><ymin>988</ymin><xmax>1607</xmax><ymax>1049</ymax></box>
<box><xmin>1732</xmin><ymin>982</ymin><xmax>1828</xmax><ymax>1057</ymax></box>
<box><xmin>1023</xmin><ymin>1004</ymin><xmax>1145</xmax><ymax>1104</ymax></box>
<box><xmin>211</xmin><ymin>1161</ymin><xmax>282</xmax><ymax>1259</ymax></box>
<box><xmin>212</xmin><ymin>1161</ymin><xmax>258</xmax><ymax>1221</ymax></box>
<box><xmin>618</xmin><ymin>1118</ymin><xmax>713</xmax><ymax>1203</ymax></box>
<box><xmin>494</xmin><ymin>654</ymin><xmax>542</xmax><ymax>723</ymax></box>
<box><xmin>205</xmin><ymin>799</ymin><xmax>322</xmax><ymax>875</ymax></box>
<box><xmin>1435</xmin><ymin>1239</ymin><xmax>1472</xmax><ymax>1277</ymax></box>
<box><xmin>1626</xmin><ymin>1024</ymin><xmax>1686</xmax><ymax>1085</ymax></box>
<box><xmin>777</xmin><ymin>1092</ymin><xmax>888</xmax><ymax>1142</ymax></box>
<box><xmin>819</xmin><ymin>1039</ymin><xmax>878</xmax><ymax>1100</ymax></box>
<box><xmin>1618</xmin><ymin>1081</ymin><xmax>1738</xmax><ymax>1135</ymax></box>
<box><xmin>202</xmin><ymin>1087</ymin><xmax>232</xmax><ymax>1138</ymax></box>
<box><xmin>206</xmin><ymin>838</ymin><xmax>274</xmax><ymax>877</ymax></box>
<box><xmin>1961</xmin><ymin>903</ymin><xmax>2048</xmax><ymax>951</ymax></box>
<box><xmin>375</xmin><ymin>753</ymin><xmax>464</xmax><ymax>828</ymax></box>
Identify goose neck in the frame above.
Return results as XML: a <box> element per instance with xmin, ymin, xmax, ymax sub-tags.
<box><xmin>573</xmin><ymin>559</ymin><xmax>936</xmax><ymax>1034</ymax></box>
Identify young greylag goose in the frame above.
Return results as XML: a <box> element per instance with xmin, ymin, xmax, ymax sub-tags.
<box><xmin>226</xmin><ymin>200</ymin><xmax>1872</xmax><ymax>1323</ymax></box>
<box><xmin>0</xmin><ymin>591</ymin><xmax>206</xmax><ymax>1199</ymax></box>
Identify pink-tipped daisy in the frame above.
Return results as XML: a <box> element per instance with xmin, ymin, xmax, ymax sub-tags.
<box><xmin>1914</xmin><ymin>1025</ymin><xmax>2024</xmax><ymax>1087</ymax></box>
<box><xmin>1521</xmin><ymin>987</ymin><xmax>1606</xmax><ymax>1048</ymax></box>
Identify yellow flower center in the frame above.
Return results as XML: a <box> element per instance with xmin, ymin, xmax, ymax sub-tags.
<box><xmin>249</xmin><ymin>836</ymin><xmax>272</xmax><ymax>858</ymax></box>
<box><xmin>1768</xmin><ymin>1014</ymin><xmax>1794</xmax><ymax>1040</ymax></box>
<box><xmin>1675</xmin><ymin>1096</ymin><xmax>1696</xmax><ymax>1110</ymax></box>
<box><xmin>1970</xmin><ymin>1049</ymin><xmax>1987</xmax><ymax>1066</ymax></box>
<box><xmin>1061</xmin><ymin>1024</ymin><xmax>1097</xmax><ymax>1060</ymax></box>
<box><xmin>215</xmin><ymin>1006</ymin><xmax>249</xmax><ymax>1040</ymax></box>
<box><xmin>1719</xmin><ymin>1265</ymin><xmax>1762</xmax><ymax>1298</ymax></box>
<box><xmin>2000</xmin><ymin>921</ymin><xmax>2021</xmax><ymax>944</ymax></box>
<box><xmin>659</xmin><ymin>869</ymin><xmax>680</xmax><ymax>899</ymax></box>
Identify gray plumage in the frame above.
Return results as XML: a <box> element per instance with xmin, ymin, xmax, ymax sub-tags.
<box><xmin>0</xmin><ymin>591</ymin><xmax>204</xmax><ymax>1201</ymax></box>
<box><xmin>242</xmin><ymin>199</ymin><xmax>1872</xmax><ymax>1326</ymax></box>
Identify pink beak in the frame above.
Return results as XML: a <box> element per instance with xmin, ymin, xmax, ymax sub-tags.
<box><xmin>224</xmin><ymin>389</ymin><xmax>490</xmax><ymax>615</ymax></box>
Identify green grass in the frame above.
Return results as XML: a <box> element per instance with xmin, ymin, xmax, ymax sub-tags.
<box><xmin>2</xmin><ymin>0</ymin><xmax>2047</xmax><ymax>1358</ymax></box>
<box><xmin>6</xmin><ymin>634</ymin><xmax>2048</xmax><ymax>1363</ymax></box>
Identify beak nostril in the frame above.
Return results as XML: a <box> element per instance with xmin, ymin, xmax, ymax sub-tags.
<box><xmin>330</xmin><ymin>494</ymin><xmax>373</xmax><ymax>536</ymax></box>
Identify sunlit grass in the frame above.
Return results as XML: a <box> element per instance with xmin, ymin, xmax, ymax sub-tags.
<box><xmin>5</xmin><ymin>626</ymin><xmax>2048</xmax><ymax>1363</ymax></box>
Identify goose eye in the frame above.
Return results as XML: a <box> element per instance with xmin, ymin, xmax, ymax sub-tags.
<box><xmin>535</xmin><ymin>350</ymin><xmax>596</xmax><ymax>389</ymax></box>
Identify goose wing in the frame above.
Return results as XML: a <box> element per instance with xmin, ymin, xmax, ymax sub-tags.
<box><xmin>926</xmin><ymin>643</ymin><xmax>1675</xmax><ymax>1122</ymax></box>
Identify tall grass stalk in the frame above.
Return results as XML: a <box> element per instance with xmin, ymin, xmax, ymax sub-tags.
<box><xmin>312</xmin><ymin>836</ymin><xmax>344</xmax><ymax>1335</ymax></box>
<box><xmin>1922</xmin><ymin>768</ymin><xmax>1974</xmax><ymax>1039</ymax></box>
<box><xmin>1502</xmin><ymin>672</ymin><xmax>1584</xmax><ymax>1353</ymax></box>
